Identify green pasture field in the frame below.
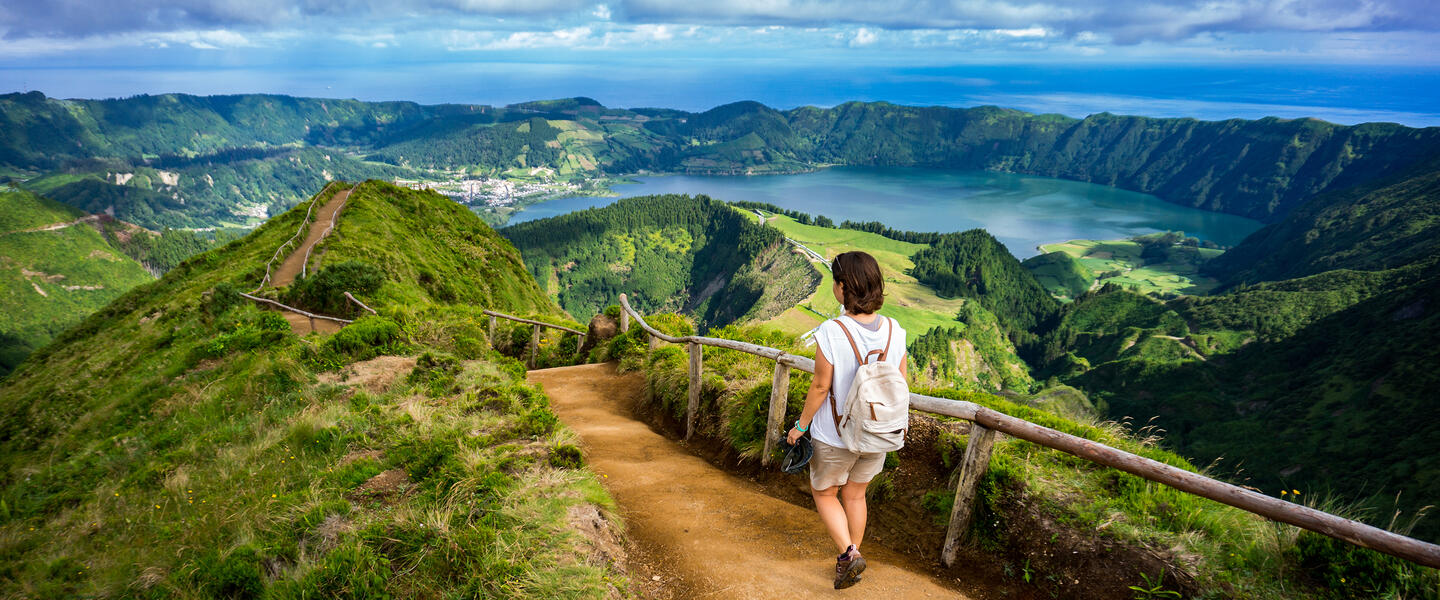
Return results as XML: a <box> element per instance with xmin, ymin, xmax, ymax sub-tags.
<box><xmin>745</xmin><ymin>210</ymin><xmax>967</xmax><ymax>338</ymax></box>
<box><xmin>1040</xmin><ymin>239</ymin><xmax>1225</xmax><ymax>297</ymax></box>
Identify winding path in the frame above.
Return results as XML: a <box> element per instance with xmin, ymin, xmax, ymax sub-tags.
<box><xmin>269</xmin><ymin>188</ymin><xmax>352</xmax><ymax>335</ymax></box>
<box><xmin>529</xmin><ymin>363</ymin><xmax>969</xmax><ymax>599</ymax></box>
<box><xmin>271</xmin><ymin>188</ymin><xmax>351</xmax><ymax>288</ymax></box>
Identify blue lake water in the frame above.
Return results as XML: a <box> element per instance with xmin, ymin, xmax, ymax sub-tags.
<box><xmin>507</xmin><ymin>167</ymin><xmax>1263</xmax><ymax>258</ymax></box>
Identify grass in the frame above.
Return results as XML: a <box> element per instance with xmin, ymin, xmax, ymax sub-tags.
<box><xmin>1</xmin><ymin>189</ymin><xmax>155</xmax><ymax>375</ymax></box>
<box><xmin>750</xmin><ymin>211</ymin><xmax>967</xmax><ymax>337</ymax></box>
<box><xmin>0</xmin><ymin>180</ymin><xmax>626</xmax><ymax>598</ymax></box>
<box><xmin>1039</xmin><ymin>239</ymin><xmax>1224</xmax><ymax>297</ymax></box>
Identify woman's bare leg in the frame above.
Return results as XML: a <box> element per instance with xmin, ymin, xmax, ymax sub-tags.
<box><xmin>840</xmin><ymin>481</ymin><xmax>869</xmax><ymax>550</ymax></box>
<box><xmin>812</xmin><ymin>486</ymin><xmax>853</xmax><ymax>553</ymax></box>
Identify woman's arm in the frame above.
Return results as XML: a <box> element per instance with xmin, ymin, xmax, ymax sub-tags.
<box><xmin>787</xmin><ymin>350</ymin><xmax>834</xmax><ymax>444</ymax></box>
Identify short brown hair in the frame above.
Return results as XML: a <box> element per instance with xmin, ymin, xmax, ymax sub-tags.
<box><xmin>832</xmin><ymin>251</ymin><xmax>884</xmax><ymax>314</ymax></box>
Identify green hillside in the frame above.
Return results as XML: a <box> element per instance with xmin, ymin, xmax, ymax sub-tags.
<box><xmin>909</xmin><ymin>303</ymin><xmax>1036</xmax><ymax>393</ymax></box>
<box><xmin>0</xmin><ymin>181</ymin><xmax>623</xmax><ymax>597</ymax></box>
<box><xmin>1207</xmin><ymin>163</ymin><xmax>1440</xmax><ymax>286</ymax></box>
<box><xmin>1030</xmin><ymin>261</ymin><xmax>1440</xmax><ymax>543</ymax></box>
<box><xmin>0</xmin><ymin>188</ymin><xmax>155</xmax><ymax>376</ymax></box>
<box><xmin>501</xmin><ymin>194</ymin><xmax>819</xmax><ymax>330</ymax></box>
<box><xmin>909</xmin><ymin>229</ymin><xmax>1060</xmax><ymax>335</ymax></box>
<box><xmin>1021</xmin><ymin>250</ymin><xmax>1094</xmax><ymax>299</ymax></box>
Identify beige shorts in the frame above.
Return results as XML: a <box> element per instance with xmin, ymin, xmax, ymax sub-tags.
<box><xmin>809</xmin><ymin>439</ymin><xmax>886</xmax><ymax>491</ymax></box>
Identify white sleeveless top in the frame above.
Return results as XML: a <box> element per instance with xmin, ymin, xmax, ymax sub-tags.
<box><xmin>809</xmin><ymin>315</ymin><xmax>907</xmax><ymax>449</ymax></box>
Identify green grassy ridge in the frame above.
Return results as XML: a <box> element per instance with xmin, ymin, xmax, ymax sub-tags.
<box><xmin>500</xmin><ymin>194</ymin><xmax>817</xmax><ymax>330</ymax></box>
<box><xmin>0</xmin><ymin>188</ymin><xmax>155</xmax><ymax>377</ymax></box>
<box><xmin>909</xmin><ymin>229</ymin><xmax>1061</xmax><ymax>335</ymax></box>
<box><xmin>0</xmin><ymin>181</ymin><xmax>624</xmax><ymax>597</ymax></box>
<box><xmin>8</xmin><ymin>91</ymin><xmax>1440</xmax><ymax>224</ymax></box>
<box><xmin>749</xmin><ymin>210</ymin><xmax>971</xmax><ymax>338</ymax></box>
<box><xmin>1032</xmin><ymin>259</ymin><xmax>1440</xmax><ymax>545</ymax></box>
<box><xmin>0</xmin><ymin>186</ymin><xmax>85</xmax><ymax>232</ymax></box>
<box><xmin>311</xmin><ymin>181</ymin><xmax>559</xmax><ymax>318</ymax></box>
<box><xmin>1207</xmin><ymin>162</ymin><xmax>1440</xmax><ymax>286</ymax></box>
<box><xmin>604</xmin><ymin>312</ymin><xmax>1427</xmax><ymax>598</ymax></box>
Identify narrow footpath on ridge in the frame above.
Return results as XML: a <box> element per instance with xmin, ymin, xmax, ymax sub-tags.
<box><xmin>269</xmin><ymin>187</ymin><xmax>351</xmax><ymax>335</ymax></box>
<box><xmin>529</xmin><ymin>362</ymin><xmax>971</xmax><ymax>599</ymax></box>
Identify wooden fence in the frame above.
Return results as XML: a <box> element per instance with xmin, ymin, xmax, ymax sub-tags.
<box><xmin>484</xmin><ymin>310</ymin><xmax>586</xmax><ymax>368</ymax></box>
<box><xmin>252</xmin><ymin>181</ymin><xmax>336</xmax><ymax>293</ymax></box>
<box><xmin>616</xmin><ymin>294</ymin><xmax>1440</xmax><ymax>569</ymax></box>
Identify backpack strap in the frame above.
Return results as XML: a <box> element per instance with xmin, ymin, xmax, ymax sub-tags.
<box><xmin>828</xmin><ymin>318</ymin><xmax>866</xmax><ymax>429</ymax></box>
<box><xmin>833</xmin><ymin>318</ymin><xmax>865</xmax><ymax>364</ymax></box>
<box><xmin>827</xmin><ymin>317</ymin><xmax>888</xmax><ymax>428</ymax></box>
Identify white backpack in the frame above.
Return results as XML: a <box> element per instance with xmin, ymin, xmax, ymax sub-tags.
<box><xmin>827</xmin><ymin>317</ymin><xmax>910</xmax><ymax>453</ymax></box>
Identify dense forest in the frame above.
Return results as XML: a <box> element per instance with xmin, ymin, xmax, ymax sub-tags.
<box><xmin>501</xmin><ymin>194</ymin><xmax>818</xmax><ymax>329</ymax></box>
<box><xmin>909</xmin><ymin>229</ymin><xmax>1060</xmax><ymax>335</ymax></box>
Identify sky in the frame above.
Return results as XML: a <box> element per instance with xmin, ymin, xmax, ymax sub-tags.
<box><xmin>2</xmin><ymin>0</ymin><xmax>1439</xmax><ymax>125</ymax></box>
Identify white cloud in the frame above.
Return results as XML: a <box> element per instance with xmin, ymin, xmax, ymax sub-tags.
<box><xmin>851</xmin><ymin>27</ymin><xmax>877</xmax><ymax>47</ymax></box>
<box><xmin>592</xmin><ymin>3</ymin><xmax>611</xmax><ymax>20</ymax></box>
<box><xmin>996</xmin><ymin>26</ymin><xmax>1046</xmax><ymax>38</ymax></box>
<box><xmin>444</xmin><ymin>25</ymin><xmax>594</xmax><ymax>50</ymax></box>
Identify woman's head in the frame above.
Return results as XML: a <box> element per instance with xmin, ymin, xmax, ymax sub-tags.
<box><xmin>831</xmin><ymin>251</ymin><xmax>884</xmax><ymax>314</ymax></box>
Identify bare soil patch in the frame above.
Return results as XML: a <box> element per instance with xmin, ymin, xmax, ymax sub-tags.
<box><xmin>349</xmin><ymin>469</ymin><xmax>409</xmax><ymax>502</ymax></box>
<box><xmin>317</xmin><ymin>355</ymin><xmax>417</xmax><ymax>394</ymax></box>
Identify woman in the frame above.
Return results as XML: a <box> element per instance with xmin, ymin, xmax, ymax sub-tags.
<box><xmin>787</xmin><ymin>250</ymin><xmax>907</xmax><ymax>590</ymax></box>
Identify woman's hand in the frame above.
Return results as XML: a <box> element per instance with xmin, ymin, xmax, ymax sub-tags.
<box><xmin>787</xmin><ymin>427</ymin><xmax>804</xmax><ymax>445</ymax></box>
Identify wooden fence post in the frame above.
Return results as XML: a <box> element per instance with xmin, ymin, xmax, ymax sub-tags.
<box><xmin>686</xmin><ymin>342</ymin><xmax>702</xmax><ymax>440</ymax></box>
<box><xmin>528</xmin><ymin>323</ymin><xmax>541</xmax><ymax>369</ymax></box>
<box><xmin>576</xmin><ymin>333</ymin><xmax>587</xmax><ymax>358</ymax></box>
<box><xmin>941</xmin><ymin>424</ymin><xmax>997</xmax><ymax>567</ymax></box>
<box><xmin>619</xmin><ymin>294</ymin><xmax>630</xmax><ymax>332</ymax></box>
<box><xmin>761</xmin><ymin>361</ymin><xmax>791</xmax><ymax>466</ymax></box>
<box><xmin>489</xmin><ymin>315</ymin><xmax>497</xmax><ymax>343</ymax></box>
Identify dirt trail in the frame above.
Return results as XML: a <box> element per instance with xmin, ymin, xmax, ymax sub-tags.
<box><xmin>271</xmin><ymin>188</ymin><xmax>350</xmax><ymax>288</ymax></box>
<box><xmin>3</xmin><ymin>215</ymin><xmax>102</xmax><ymax>236</ymax></box>
<box><xmin>282</xmin><ymin>311</ymin><xmax>343</xmax><ymax>335</ymax></box>
<box><xmin>529</xmin><ymin>363</ymin><xmax>970</xmax><ymax>599</ymax></box>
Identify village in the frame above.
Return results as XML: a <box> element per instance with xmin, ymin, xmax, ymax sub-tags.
<box><xmin>393</xmin><ymin>174</ymin><xmax>589</xmax><ymax>207</ymax></box>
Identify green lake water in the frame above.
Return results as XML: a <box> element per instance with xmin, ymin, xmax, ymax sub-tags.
<box><xmin>509</xmin><ymin>167</ymin><xmax>1264</xmax><ymax>258</ymax></box>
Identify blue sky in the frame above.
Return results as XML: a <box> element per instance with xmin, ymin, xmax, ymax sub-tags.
<box><xmin>3</xmin><ymin>1</ymin><xmax>1439</xmax><ymax>125</ymax></box>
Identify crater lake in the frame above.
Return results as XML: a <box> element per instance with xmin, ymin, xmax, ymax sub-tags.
<box><xmin>507</xmin><ymin>167</ymin><xmax>1264</xmax><ymax>257</ymax></box>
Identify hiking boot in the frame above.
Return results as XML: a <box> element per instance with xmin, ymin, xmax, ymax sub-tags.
<box><xmin>834</xmin><ymin>546</ymin><xmax>867</xmax><ymax>589</ymax></box>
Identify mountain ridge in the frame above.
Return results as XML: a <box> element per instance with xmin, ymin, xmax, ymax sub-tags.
<box><xmin>7</xmin><ymin>91</ymin><xmax>1440</xmax><ymax>227</ymax></box>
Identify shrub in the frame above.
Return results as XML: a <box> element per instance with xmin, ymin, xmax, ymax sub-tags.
<box><xmin>549</xmin><ymin>444</ymin><xmax>584</xmax><ymax>469</ymax></box>
<box><xmin>406</xmin><ymin>351</ymin><xmax>462</xmax><ymax>395</ymax></box>
<box><xmin>314</xmin><ymin>316</ymin><xmax>405</xmax><ymax>368</ymax></box>
<box><xmin>1290</xmin><ymin>530</ymin><xmax>1440</xmax><ymax>599</ymax></box>
<box><xmin>283</xmin><ymin>261</ymin><xmax>385</xmax><ymax>317</ymax></box>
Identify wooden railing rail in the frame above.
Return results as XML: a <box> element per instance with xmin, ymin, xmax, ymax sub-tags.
<box><xmin>484</xmin><ymin>309</ymin><xmax>587</xmax><ymax>368</ymax></box>
<box><xmin>616</xmin><ymin>293</ymin><xmax>1440</xmax><ymax>569</ymax></box>
<box><xmin>238</xmin><ymin>292</ymin><xmax>354</xmax><ymax>325</ymax></box>
<box><xmin>345</xmin><ymin>292</ymin><xmax>378</xmax><ymax>316</ymax></box>
<box><xmin>301</xmin><ymin>187</ymin><xmax>350</xmax><ymax>279</ymax></box>
<box><xmin>253</xmin><ymin>182</ymin><xmax>336</xmax><ymax>293</ymax></box>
